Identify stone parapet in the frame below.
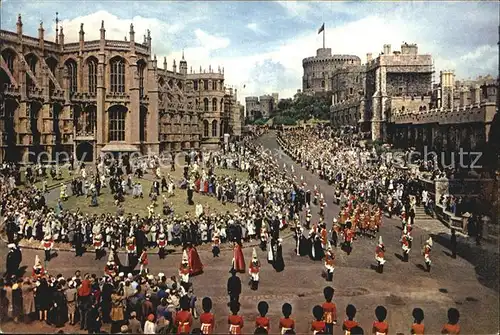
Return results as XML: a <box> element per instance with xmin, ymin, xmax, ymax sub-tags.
<box><xmin>390</xmin><ymin>102</ymin><xmax>495</xmax><ymax>125</ymax></box>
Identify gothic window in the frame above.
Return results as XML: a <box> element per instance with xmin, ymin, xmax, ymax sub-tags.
<box><xmin>212</xmin><ymin>98</ymin><xmax>217</xmax><ymax>111</ymax></box>
<box><xmin>212</xmin><ymin>81</ymin><xmax>217</xmax><ymax>90</ymax></box>
<box><xmin>203</xmin><ymin>120</ymin><xmax>209</xmax><ymax>137</ymax></box>
<box><xmin>65</xmin><ymin>59</ymin><xmax>78</xmax><ymax>94</ymax></box>
<box><xmin>108</xmin><ymin>106</ymin><xmax>126</xmax><ymax>141</ymax></box>
<box><xmin>137</xmin><ymin>60</ymin><xmax>146</xmax><ymax>98</ymax></box>
<box><xmin>110</xmin><ymin>57</ymin><xmax>126</xmax><ymax>93</ymax></box>
<box><xmin>204</xmin><ymin>98</ymin><xmax>209</xmax><ymax>112</ymax></box>
<box><xmin>140</xmin><ymin>106</ymin><xmax>147</xmax><ymax>142</ymax></box>
<box><xmin>211</xmin><ymin>120</ymin><xmax>217</xmax><ymax>137</ymax></box>
<box><xmin>321</xmin><ymin>80</ymin><xmax>325</xmax><ymax>88</ymax></box>
<box><xmin>204</xmin><ymin>80</ymin><xmax>209</xmax><ymax>90</ymax></box>
<box><xmin>220</xmin><ymin>98</ymin><xmax>224</xmax><ymax>112</ymax></box>
<box><xmin>349</xmin><ymin>87</ymin><xmax>353</xmax><ymax>95</ymax></box>
<box><xmin>193</xmin><ymin>80</ymin><xmax>198</xmax><ymax>91</ymax></box>
<box><xmin>87</xmin><ymin>57</ymin><xmax>97</xmax><ymax>94</ymax></box>
<box><xmin>195</xmin><ymin>99</ymin><xmax>199</xmax><ymax>108</ymax></box>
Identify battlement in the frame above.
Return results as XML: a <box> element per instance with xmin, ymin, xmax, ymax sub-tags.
<box><xmin>303</xmin><ymin>54</ymin><xmax>361</xmax><ymax>65</ymax></box>
<box><xmin>390</xmin><ymin>101</ymin><xmax>496</xmax><ymax>125</ymax></box>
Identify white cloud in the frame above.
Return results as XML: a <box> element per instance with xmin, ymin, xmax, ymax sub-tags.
<box><xmin>460</xmin><ymin>45</ymin><xmax>496</xmax><ymax>62</ymax></box>
<box><xmin>46</xmin><ymin>6</ymin><xmax>497</xmax><ymax>105</ymax></box>
<box><xmin>193</xmin><ymin>29</ymin><xmax>230</xmax><ymax>50</ymax></box>
<box><xmin>53</xmin><ymin>10</ymin><xmax>182</xmax><ymax>46</ymax></box>
<box><xmin>275</xmin><ymin>1</ymin><xmax>313</xmax><ymax>18</ymax></box>
<box><xmin>246</xmin><ymin>22</ymin><xmax>266</xmax><ymax>35</ymax></box>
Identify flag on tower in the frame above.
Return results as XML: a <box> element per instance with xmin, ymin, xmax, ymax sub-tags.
<box><xmin>318</xmin><ymin>23</ymin><xmax>325</xmax><ymax>34</ymax></box>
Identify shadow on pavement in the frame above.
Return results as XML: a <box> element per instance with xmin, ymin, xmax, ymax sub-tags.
<box><xmin>430</xmin><ymin>233</ymin><xmax>499</xmax><ymax>293</ymax></box>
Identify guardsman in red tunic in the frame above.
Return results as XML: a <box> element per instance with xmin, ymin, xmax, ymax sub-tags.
<box><xmin>255</xmin><ymin>301</ymin><xmax>270</xmax><ymax>332</ymax></box>
<box><xmin>228</xmin><ymin>301</ymin><xmax>244</xmax><ymax>334</ymax></box>
<box><xmin>411</xmin><ymin>307</ymin><xmax>425</xmax><ymax>335</ymax></box>
<box><xmin>400</xmin><ymin>226</ymin><xmax>412</xmax><ymax>262</ymax></box>
<box><xmin>343</xmin><ymin>221</ymin><xmax>354</xmax><ymax>255</ymax></box>
<box><xmin>248</xmin><ymin>248</ymin><xmax>260</xmax><ymax>290</ymax></box>
<box><xmin>175</xmin><ymin>296</ymin><xmax>193</xmax><ymax>334</ymax></box>
<box><xmin>104</xmin><ymin>252</ymin><xmax>117</xmax><ymax>277</ymax></box>
<box><xmin>32</xmin><ymin>255</ymin><xmax>45</xmax><ymax>279</ymax></box>
<box><xmin>369</xmin><ymin>215</ymin><xmax>377</xmax><ymax>239</ymax></box>
<box><xmin>93</xmin><ymin>233</ymin><xmax>103</xmax><ymax>260</ymax></box>
<box><xmin>41</xmin><ymin>233</ymin><xmax>53</xmax><ymax>262</ymax></box>
<box><xmin>139</xmin><ymin>250</ymin><xmax>148</xmax><ymax>274</ymax></box>
<box><xmin>311</xmin><ymin>305</ymin><xmax>326</xmax><ymax>334</ymax></box>
<box><xmin>343</xmin><ymin>304</ymin><xmax>359</xmax><ymax>335</ymax></box>
<box><xmin>320</xmin><ymin>224</ymin><xmax>328</xmax><ymax>250</ymax></box>
<box><xmin>375</xmin><ymin>236</ymin><xmax>386</xmax><ymax>274</ymax></box>
<box><xmin>200</xmin><ymin>297</ymin><xmax>215</xmax><ymax>334</ymax></box>
<box><xmin>441</xmin><ymin>308</ymin><xmax>460</xmax><ymax>334</ymax></box>
<box><xmin>179</xmin><ymin>250</ymin><xmax>191</xmax><ymax>283</ymax></box>
<box><xmin>324</xmin><ymin>248</ymin><xmax>335</xmax><ymax>282</ymax></box>
<box><xmin>279</xmin><ymin>303</ymin><xmax>295</xmax><ymax>334</ymax></box>
<box><xmin>126</xmin><ymin>228</ymin><xmax>137</xmax><ymax>266</ymax></box>
<box><xmin>373</xmin><ymin>306</ymin><xmax>389</xmax><ymax>335</ymax></box>
<box><xmin>158</xmin><ymin>229</ymin><xmax>167</xmax><ymax>259</ymax></box>
<box><xmin>423</xmin><ymin>237</ymin><xmax>432</xmax><ymax>272</ymax></box>
<box><xmin>322</xmin><ymin>286</ymin><xmax>337</xmax><ymax>333</ymax></box>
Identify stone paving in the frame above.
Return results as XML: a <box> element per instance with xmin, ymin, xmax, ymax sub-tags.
<box><xmin>0</xmin><ymin>132</ymin><xmax>498</xmax><ymax>334</ymax></box>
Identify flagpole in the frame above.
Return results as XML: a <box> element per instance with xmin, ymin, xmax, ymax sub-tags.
<box><xmin>323</xmin><ymin>25</ymin><xmax>325</xmax><ymax>49</ymax></box>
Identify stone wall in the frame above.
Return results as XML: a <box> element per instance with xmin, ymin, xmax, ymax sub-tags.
<box><xmin>386</xmin><ymin>72</ymin><xmax>432</xmax><ymax>97</ymax></box>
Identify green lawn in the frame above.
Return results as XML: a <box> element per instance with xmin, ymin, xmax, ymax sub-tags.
<box><xmin>20</xmin><ymin>167</ymin><xmax>74</xmax><ymax>190</ymax></box>
<box><xmin>47</xmin><ymin>167</ymin><xmax>247</xmax><ymax>218</ymax></box>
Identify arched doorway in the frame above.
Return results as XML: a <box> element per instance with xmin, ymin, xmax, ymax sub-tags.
<box><xmin>76</xmin><ymin>141</ymin><xmax>94</xmax><ymax>162</ymax></box>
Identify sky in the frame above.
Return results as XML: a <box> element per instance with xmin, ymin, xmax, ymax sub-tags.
<box><xmin>1</xmin><ymin>1</ymin><xmax>499</xmax><ymax>102</ymax></box>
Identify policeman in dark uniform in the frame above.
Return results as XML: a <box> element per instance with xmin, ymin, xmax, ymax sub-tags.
<box><xmin>6</xmin><ymin>243</ymin><xmax>22</xmax><ymax>277</ymax></box>
<box><xmin>227</xmin><ymin>268</ymin><xmax>241</xmax><ymax>306</ymax></box>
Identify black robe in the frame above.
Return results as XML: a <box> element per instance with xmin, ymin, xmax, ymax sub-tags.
<box><xmin>309</xmin><ymin>237</ymin><xmax>324</xmax><ymax>261</ymax></box>
<box><xmin>6</xmin><ymin>249</ymin><xmax>21</xmax><ymax>276</ymax></box>
<box><xmin>298</xmin><ymin>235</ymin><xmax>310</xmax><ymax>256</ymax></box>
<box><xmin>273</xmin><ymin>243</ymin><xmax>285</xmax><ymax>272</ymax></box>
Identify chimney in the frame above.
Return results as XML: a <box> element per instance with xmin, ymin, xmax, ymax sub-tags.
<box><xmin>38</xmin><ymin>21</ymin><xmax>44</xmax><ymax>49</ymax></box>
<box><xmin>459</xmin><ymin>88</ymin><xmax>469</xmax><ymax>107</ymax></box>
<box><xmin>366</xmin><ymin>53</ymin><xmax>372</xmax><ymax>62</ymax></box>
<box><xmin>79</xmin><ymin>23</ymin><xmax>84</xmax><ymax>50</ymax></box>
<box><xmin>473</xmin><ymin>84</ymin><xmax>481</xmax><ymax>105</ymax></box>
<box><xmin>383</xmin><ymin>44</ymin><xmax>391</xmax><ymax>55</ymax></box>
<box><xmin>16</xmin><ymin>14</ymin><xmax>23</xmax><ymax>36</ymax></box>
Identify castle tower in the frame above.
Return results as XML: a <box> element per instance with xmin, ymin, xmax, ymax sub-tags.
<box><xmin>179</xmin><ymin>49</ymin><xmax>187</xmax><ymax>75</ymax></box>
<box><xmin>440</xmin><ymin>70</ymin><xmax>455</xmax><ymax>109</ymax></box>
